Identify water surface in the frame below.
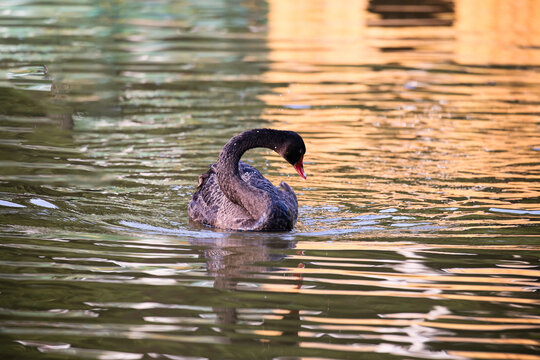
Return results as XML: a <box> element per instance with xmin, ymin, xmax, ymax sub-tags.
<box><xmin>1</xmin><ymin>1</ymin><xmax>539</xmax><ymax>359</ymax></box>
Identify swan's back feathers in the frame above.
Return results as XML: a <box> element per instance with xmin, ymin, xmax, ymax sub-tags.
<box><xmin>189</xmin><ymin>161</ymin><xmax>298</xmax><ymax>231</ymax></box>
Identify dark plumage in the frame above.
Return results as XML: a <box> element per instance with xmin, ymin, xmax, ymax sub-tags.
<box><xmin>188</xmin><ymin>129</ymin><xmax>307</xmax><ymax>231</ymax></box>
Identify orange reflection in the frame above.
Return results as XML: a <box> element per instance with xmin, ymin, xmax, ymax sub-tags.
<box><xmin>446</xmin><ymin>267</ymin><xmax>540</xmax><ymax>277</ymax></box>
<box><xmin>455</xmin><ymin>0</ymin><xmax>540</xmax><ymax>64</ymax></box>
<box><xmin>282</xmin><ymin>273</ymin><xmax>534</xmax><ymax>292</ymax></box>
<box><xmin>258</xmin><ymin>6</ymin><xmax>540</xmax><ymax>356</ymax></box>
<box><xmin>448</xmin><ymin>351</ymin><xmax>540</xmax><ymax>360</ymax></box>
<box><xmin>294</xmin><ymin>241</ymin><xmax>540</xmax><ymax>252</ymax></box>
<box><xmin>266</xmin><ymin>0</ymin><xmax>540</xmax><ymax>65</ymax></box>
<box><xmin>435</xmin><ymin>337</ymin><xmax>540</xmax><ymax>346</ymax></box>
<box><xmin>262</xmin><ymin>0</ymin><xmax>540</xmax><ymax>217</ymax></box>
<box><xmin>300</xmin><ymin>341</ymin><xmax>376</xmax><ymax>352</ymax></box>
<box><xmin>266</xmin><ymin>0</ymin><xmax>370</xmax><ymax>66</ymax></box>
<box><xmin>248</xmin><ymin>286</ymin><xmax>539</xmax><ymax>304</ymax></box>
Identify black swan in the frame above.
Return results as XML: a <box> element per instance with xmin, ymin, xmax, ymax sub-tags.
<box><xmin>188</xmin><ymin>129</ymin><xmax>307</xmax><ymax>231</ymax></box>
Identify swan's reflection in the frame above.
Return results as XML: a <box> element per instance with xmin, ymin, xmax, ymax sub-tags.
<box><xmin>191</xmin><ymin>233</ymin><xmax>303</xmax><ymax>340</ymax></box>
<box><xmin>192</xmin><ymin>234</ymin><xmax>297</xmax><ymax>286</ymax></box>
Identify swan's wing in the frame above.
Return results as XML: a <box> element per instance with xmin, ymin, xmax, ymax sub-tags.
<box><xmin>189</xmin><ymin>166</ymin><xmax>217</xmax><ymax>224</ymax></box>
<box><xmin>239</xmin><ymin>162</ymin><xmax>280</xmax><ymax>195</ymax></box>
<box><xmin>189</xmin><ymin>163</ymin><xmax>253</xmax><ymax>229</ymax></box>
<box><xmin>238</xmin><ymin>162</ymin><xmax>299</xmax><ymax>228</ymax></box>
<box><xmin>279</xmin><ymin>181</ymin><xmax>298</xmax><ymax>223</ymax></box>
<box><xmin>238</xmin><ymin>162</ymin><xmax>298</xmax><ymax>205</ymax></box>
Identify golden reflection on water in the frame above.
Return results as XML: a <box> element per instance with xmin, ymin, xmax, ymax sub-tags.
<box><xmin>266</xmin><ymin>0</ymin><xmax>540</xmax><ymax>65</ymax></box>
<box><xmin>261</xmin><ymin>0</ymin><xmax>540</xmax><ymax>217</ymax></box>
<box><xmin>455</xmin><ymin>0</ymin><xmax>540</xmax><ymax>64</ymax></box>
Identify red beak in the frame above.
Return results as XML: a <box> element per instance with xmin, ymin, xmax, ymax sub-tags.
<box><xmin>293</xmin><ymin>156</ymin><xmax>307</xmax><ymax>179</ymax></box>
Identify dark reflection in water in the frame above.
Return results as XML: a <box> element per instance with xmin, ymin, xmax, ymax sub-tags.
<box><xmin>368</xmin><ymin>0</ymin><xmax>454</xmax><ymax>27</ymax></box>
<box><xmin>194</xmin><ymin>234</ymin><xmax>301</xmax><ymax>344</ymax></box>
<box><xmin>1</xmin><ymin>0</ymin><xmax>540</xmax><ymax>359</ymax></box>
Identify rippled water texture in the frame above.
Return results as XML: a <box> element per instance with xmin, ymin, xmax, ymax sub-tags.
<box><xmin>1</xmin><ymin>0</ymin><xmax>540</xmax><ymax>359</ymax></box>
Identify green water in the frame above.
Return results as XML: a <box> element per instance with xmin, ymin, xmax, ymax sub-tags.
<box><xmin>1</xmin><ymin>1</ymin><xmax>539</xmax><ymax>359</ymax></box>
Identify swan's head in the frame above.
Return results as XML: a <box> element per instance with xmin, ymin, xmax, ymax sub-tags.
<box><xmin>276</xmin><ymin>131</ymin><xmax>307</xmax><ymax>180</ymax></box>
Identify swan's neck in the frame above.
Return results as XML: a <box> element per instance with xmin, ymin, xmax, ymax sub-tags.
<box><xmin>217</xmin><ymin>129</ymin><xmax>281</xmax><ymax>174</ymax></box>
<box><xmin>215</xmin><ymin>129</ymin><xmax>281</xmax><ymax>220</ymax></box>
